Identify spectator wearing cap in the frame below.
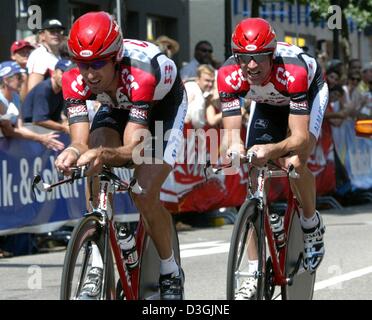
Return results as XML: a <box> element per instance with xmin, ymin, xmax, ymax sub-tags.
<box><xmin>0</xmin><ymin>61</ymin><xmax>25</xmax><ymax>118</ymax></box>
<box><xmin>11</xmin><ymin>40</ymin><xmax>35</xmax><ymax>68</ymax></box>
<box><xmin>10</xmin><ymin>40</ymin><xmax>35</xmax><ymax>102</ymax></box>
<box><xmin>0</xmin><ymin>61</ymin><xmax>64</xmax><ymax>151</ymax></box>
<box><xmin>27</xmin><ymin>19</ymin><xmax>65</xmax><ymax>93</ymax></box>
<box><xmin>22</xmin><ymin>59</ymin><xmax>71</xmax><ymax>134</ymax></box>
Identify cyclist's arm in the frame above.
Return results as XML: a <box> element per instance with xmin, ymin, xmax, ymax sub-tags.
<box><xmin>222</xmin><ymin>115</ymin><xmax>244</xmax><ymax>147</ymax></box>
<box><xmin>264</xmin><ymin>113</ymin><xmax>311</xmax><ymax>159</ymax></box>
<box><xmin>206</xmin><ymin>104</ymin><xmax>222</xmax><ymax>127</ymax></box>
<box><xmin>97</xmin><ymin>121</ymin><xmax>148</xmax><ymax>167</ymax></box>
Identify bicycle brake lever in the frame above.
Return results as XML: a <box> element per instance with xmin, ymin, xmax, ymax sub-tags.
<box><xmin>32</xmin><ymin>175</ymin><xmax>52</xmax><ymax>194</ymax></box>
<box><xmin>287</xmin><ymin>164</ymin><xmax>300</xmax><ymax>179</ymax></box>
<box><xmin>130</xmin><ymin>178</ymin><xmax>145</xmax><ymax>195</ymax></box>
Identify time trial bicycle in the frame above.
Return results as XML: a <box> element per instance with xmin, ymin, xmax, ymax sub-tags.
<box><xmin>32</xmin><ymin>165</ymin><xmax>181</xmax><ymax>300</ymax></box>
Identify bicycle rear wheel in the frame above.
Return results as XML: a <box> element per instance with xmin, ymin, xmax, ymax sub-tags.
<box><xmin>281</xmin><ymin>210</ymin><xmax>316</xmax><ymax>300</ymax></box>
<box><xmin>60</xmin><ymin>215</ymin><xmax>115</xmax><ymax>300</ymax></box>
<box><xmin>226</xmin><ymin>199</ymin><xmax>266</xmax><ymax>300</ymax></box>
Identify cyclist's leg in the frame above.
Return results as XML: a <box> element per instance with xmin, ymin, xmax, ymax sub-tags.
<box><xmin>130</xmin><ymin>83</ymin><xmax>186</xmax><ymax>300</ymax></box>
<box><xmin>281</xmin><ymin>81</ymin><xmax>328</xmax><ymax>272</ymax></box>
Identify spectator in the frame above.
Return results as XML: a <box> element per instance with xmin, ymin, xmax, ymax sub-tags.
<box><xmin>348</xmin><ymin>58</ymin><xmax>362</xmax><ymax>75</ymax></box>
<box><xmin>342</xmin><ymin>71</ymin><xmax>363</xmax><ymax>118</ymax></box>
<box><xmin>326</xmin><ymin>59</ymin><xmax>344</xmax><ymax>81</ymax></box>
<box><xmin>10</xmin><ymin>40</ymin><xmax>35</xmax><ymax>102</ymax></box>
<box><xmin>325</xmin><ymin>68</ymin><xmax>341</xmax><ymax>90</ymax></box>
<box><xmin>180</xmin><ymin>41</ymin><xmax>220</xmax><ymax>81</ymax></box>
<box><xmin>324</xmin><ymin>85</ymin><xmax>347</xmax><ymax>127</ymax></box>
<box><xmin>358</xmin><ymin>67</ymin><xmax>372</xmax><ymax>119</ymax></box>
<box><xmin>22</xmin><ymin>59</ymin><xmax>71</xmax><ymax>134</ymax></box>
<box><xmin>27</xmin><ymin>19</ymin><xmax>65</xmax><ymax>92</ymax></box>
<box><xmin>10</xmin><ymin>40</ymin><xmax>34</xmax><ymax>68</ymax></box>
<box><xmin>155</xmin><ymin>35</ymin><xmax>180</xmax><ymax>59</ymax></box>
<box><xmin>184</xmin><ymin>64</ymin><xmax>215</xmax><ymax>129</ymax></box>
<box><xmin>0</xmin><ymin>61</ymin><xmax>64</xmax><ymax>151</ymax></box>
<box><xmin>359</xmin><ymin>62</ymin><xmax>372</xmax><ymax>95</ymax></box>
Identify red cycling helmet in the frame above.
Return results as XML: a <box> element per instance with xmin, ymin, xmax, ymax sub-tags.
<box><xmin>232</xmin><ymin>18</ymin><xmax>276</xmax><ymax>54</ymax></box>
<box><xmin>68</xmin><ymin>11</ymin><xmax>123</xmax><ymax>61</ymax></box>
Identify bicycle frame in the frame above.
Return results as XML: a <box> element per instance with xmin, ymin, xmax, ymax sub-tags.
<box><xmin>32</xmin><ymin>167</ymin><xmax>147</xmax><ymax>300</ymax></box>
<box><xmin>89</xmin><ymin>175</ymin><xmax>147</xmax><ymax>300</ymax></box>
<box><xmin>246</xmin><ymin>161</ymin><xmax>303</xmax><ymax>287</ymax></box>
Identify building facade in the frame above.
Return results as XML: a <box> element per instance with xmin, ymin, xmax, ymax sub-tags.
<box><xmin>0</xmin><ymin>0</ymin><xmax>370</xmax><ymax>66</ymax></box>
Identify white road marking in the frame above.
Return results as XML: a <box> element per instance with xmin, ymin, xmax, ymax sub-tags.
<box><xmin>314</xmin><ymin>265</ymin><xmax>372</xmax><ymax>291</ymax></box>
<box><xmin>180</xmin><ymin>241</ymin><xmax>229</xmax><ymax>258</ymax></box>
<box><xmin>180</xmin><ymin>241</ymin><xmax>372</xmax><ymax>292</ymax></box>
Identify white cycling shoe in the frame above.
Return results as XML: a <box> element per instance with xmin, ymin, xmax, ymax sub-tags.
<box><xmin>302</xmin><ymin>211</ymin><xmax>326</xmax><ymax>273</ymax></box>
<box><xmin>235</xmin><ymin>276</ymin><xmax>257</xmax><ymax>300</ymax></box>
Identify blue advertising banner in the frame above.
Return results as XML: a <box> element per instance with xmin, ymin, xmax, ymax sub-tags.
<box><xmin>0</xmin><ymin>133</ymin><xmax>138</xmax><ymax>235</ymax></box>
<box><xmin>331</xmin><ymin>119</ymin><xmax>372</xmax><ymax>191</ymax></box>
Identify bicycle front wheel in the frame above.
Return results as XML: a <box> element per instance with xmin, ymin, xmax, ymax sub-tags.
<box><xmin>281</xmin><ymin>211</ymin><xmax>316</xmax><ymax>300</ymax></box>
<box><xmin>60</xmin><ymin>215</ymin><xmax>115</xmax><ymax>300</ymax></box>
<box><xmin>226</xmin><ymin>199</ymin><xmax>266</xmax><ymax>300</ymax></box>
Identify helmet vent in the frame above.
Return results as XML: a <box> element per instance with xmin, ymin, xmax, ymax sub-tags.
<box><xmin>88</xmin><ymin>35</ymin><xmax>96</xmax><ymax>46</ymax></box>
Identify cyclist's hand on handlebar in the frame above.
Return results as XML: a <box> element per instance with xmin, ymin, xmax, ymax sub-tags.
<box><xmin>55</xmin><ymin>148</ymin><xmax>79</xmax><ymax>176</ymax></box>
<box><xmin>76</xmin><ymin>148</ymin><xmax>103</xmax><ymax>176</ymax></box>
<box><xmin>248</xmin><ymin>144</ymin><xmax>274</xmax><ymax>167</ymax></box>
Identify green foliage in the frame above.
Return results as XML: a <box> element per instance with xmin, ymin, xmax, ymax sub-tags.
<box><xmin>306</xmin><ymin>0</ymin><xmax>372</xmax><ymax>30</ymax></box>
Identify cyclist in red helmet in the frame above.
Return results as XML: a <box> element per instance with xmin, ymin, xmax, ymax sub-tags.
<box><xmin>55</xmin><ymin>11</ymin><xmax>186</xmax><ymax>300</ymax></box>
<box><xmin>218</xmin><ymin>18</ymin><xmax>328</xmax><ymax>299</ymax></box>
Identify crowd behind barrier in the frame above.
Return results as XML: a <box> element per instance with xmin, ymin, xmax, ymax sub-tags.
<box><xmin>0</xmin><ymin>132</ymin><xmax>138</xmax><ymax>237</ymax></box>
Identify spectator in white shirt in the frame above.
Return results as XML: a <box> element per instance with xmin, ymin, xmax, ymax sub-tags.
<box><xmin>27</xmin><ymin>19</ymin><xmax>65</xmax><ymax>93</ymax></box>
<box><xmin>184</xmin><ymin>64</ymin><xmax>215</xmax><ymax>129</ymax></box>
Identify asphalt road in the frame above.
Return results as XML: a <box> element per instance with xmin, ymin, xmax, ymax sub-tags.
<box><xmin>1</xmin><ymin>203</ymin><xmax>372</xmax><ymax>300</ymax></box>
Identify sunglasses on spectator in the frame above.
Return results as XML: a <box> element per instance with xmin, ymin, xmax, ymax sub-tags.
<box><xmin>350</xmin><ymin>77</ymin><xmax>361</xmax><ymax>81</ymax></box>
<box><xmin>198</xmin><ymin>48</ymin><xmax>213</xmax><ymax>53</ymax></box>
<box><xmin>235</xmin><ymin>52</ymin><xmax>272</xmax><ymax>64</ymax></box>
<box><xmin>76</xmin><ymin>59</ymin><xmax>110</xmax><ymax>70</ymax></box>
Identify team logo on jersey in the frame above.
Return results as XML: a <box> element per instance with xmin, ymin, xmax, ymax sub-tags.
<box><xmin>121</xmin><ymin>68</ymin><xmax>139</xmax><ymax>95</ymax></box>
<box><xmin>245</xmin><ymin>44</ymin><xmax>257</xmax><ymax>51</ymax></box>
<box><xmin>254</xmin><ymin>119</ymin><xmax>269</xmax><ymax>129</ymax></box>
<box><xmin>225</xmin><ymin>69</ymin><xmax>245</xmax><ymax>91</ymax></box>
<box><xmin>164</xmin><ymin>65</ymin><xmax>173</xmax><ymax>84</ymax></box>
<box><xmin>257</xmin><ymin>133</ymin><xmax>273</xmax><ymax>142</ymax></box>
<box><xmin>221</xmin><ymin>99</ymin><xmax>240</xmax><ymax>112</ymax></box>
<box><xmin>79</xmin><ymin>50</ymin><xmax>93</xmax><ymax>57</ymax></box>
<box><xmin>276</xmin><ymin>67</ymin><xmax>295</xmax><ymax>86</ymax></box>
<box><xmin>71</xmin><ymin>74</ymin><xmax>90</xmax><ymax>96</ymax></box>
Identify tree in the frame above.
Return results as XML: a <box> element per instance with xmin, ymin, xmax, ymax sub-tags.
<box><xmin>308</xmin><ymin>0</ymin><xmax>372</xmax><ymax>61</ymax></box>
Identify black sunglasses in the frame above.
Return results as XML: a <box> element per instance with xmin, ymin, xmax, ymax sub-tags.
<box><xmin>350</xmin><ymin>77</ymin><xmax>361</xmax><ymax>81</ymax></box>
<box><xmin>198</xmin><ymin>48</ymin><xmax>213</xmax><ymax>53</ymax></box>
<box><xmin>234</xmin><ymin>52</ymin><xmax>272</xmax><ymax>64</ymax></box>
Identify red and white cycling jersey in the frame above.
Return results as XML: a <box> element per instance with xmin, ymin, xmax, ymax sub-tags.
<box><xmin>62</xmin><ymin>39</ymin><xmax>178</xmax><ymax>125</ymax></box>
<box><xmin>217</xmin><ymin>42</ymin><xmax>324</xmax><ymax>117</ymax></box>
